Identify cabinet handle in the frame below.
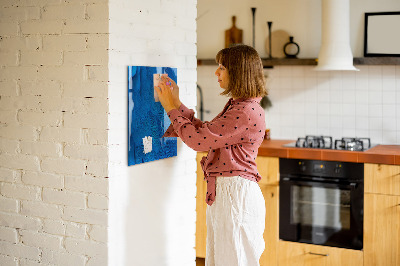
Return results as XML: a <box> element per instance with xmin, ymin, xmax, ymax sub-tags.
<box><xmin>309</xmin><ymin>252</ymin><xmax>329</xmax><ymax>257</ymax></box>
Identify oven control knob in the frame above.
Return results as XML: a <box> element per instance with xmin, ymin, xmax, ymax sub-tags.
<box><xmin>334</xmin><ymin>167</ymin><xmax>341</xmax><ymax>174</ymax></box>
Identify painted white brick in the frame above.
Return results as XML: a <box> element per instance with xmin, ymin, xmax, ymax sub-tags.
<box><xmin>20</xmin><ymin>230</ymin><xmax>63</xmax><ymax>251</ymax></box>
<box><xmin>64</xmin><ymin>113</ymin><xmax>108</xmax><ymax>129</ymax></box>
<box><xmin>20</xmin><ymin>21</ymin><xmax>62</xmax><ymax>35</ymax></box>
<box><xmin>0</xmin><ymin>110</ymin><xmax>17</xmax><ymax>125</ymax></box>
<box><xmin>43</xmin><ymin>219</ymin><xmax>66</xmax><ymax>235</ymax></box>
<box><xmin>0</xmin><ymin>154</ymin><xmax>40</xmax><ymax>172</ymax></box>
<box><xmin>64</xmin><ymin>51</ymin><xmax>108</xmax><ymax>66</ymax></box>
<box><xmin>88</xmin><ymin>193</ymin><xmax>108</xmax><ymax>210</ymax></box>
<box><xmin>0</xmin><ymin>138</ymin><xmax>19</xmax><ymax>154</ymax></box>
<box><xmin>20</xmin><ymin>51</ymin><xmax>63</xmax><ymax>66</ymax></box>
<box><xmin>43</xmin><ymin>188</ymin><xmax>86</xmax><ymax>208</ymax></box>
<box><xmin>86</xmin><ymin>3</ymin><xmax>108</xmax><ymax>20</ymax></box>
<box><xmin>0</xmin><ymin>212</ymin><xmax>42</xmax><ymax>231</ymax></box>
<box><xmin>65</xmin><ymin>238</ymin><xmax>107</xmax><ymax>257</ymax></box>
<box><xmin>0</xmin><ymin>22</ymin><xmax>18</xmax><ymax>36</ymax></box>
<box><xmin>20</xmin><ymin>141</ymin><xmax>62</xmax><ymax>157</ymax></box>
<box><xmin>18</xmin><ymin>111</ymin><xmax>62</xmax><ymax>127</ymax></box>
<box><xmin>63</xmin><ymin>20</ymin><xmax>108</xmax><ymax>34</ymax></box>
<box><xmin>0</xmin><ymin>51</ymin><xmax>18</xmax><ymax>66</ymax></box>
<box><xmin>21</xmin><ymin>200</ymin><xmax>63</xmax><ymax>219</ymax></box>
<box><xmin>0</xmin><ymin>254</ymin><xmax>17</xmax><ymax>266</ymax></box>
<box><xmin>63</xmin><ymin>207</ymin><xmax>107</xmax><ymax>226</ymax></box>
<box><xmin>0</xmin><ymin>81</ymin><xmax>17</xmax><ymax>96</ymax></box>
<box><xmin>65</xmin><ymin>175</ymin><xmax>108</xmax><ymax>194</ymax></box>
<box><xmin>19</xmin><ymin>80</ymin><xmax>62</xmax><ymax>97</ymax></box>
<box><xmin>0</xmin><ymin>241</ymin><xmax>40</xmax><ymax>261</ymax></box>
<box><xmin>87</xmin><ymin>65</ymin><xmax>108</xmax><ymax>82</ymax></box>
<box><xmin>34</xmin><ymin>96</ymin><xmax>85</xmax><ymax>113</ymax></box>
<box><xmin>86</xmin><ymin>34</ymin><xmax>108</xmax><ymax>51</ymax></box>
<box><xmin>86</xmin><ymin>161</ymin><xmax>108</xmax><ymax>178</ymax></box>
<box><xmin>42</xmin><ymin>4</ymin><xmax>85</xmax><ymax>20</ymax></box>
<box><xmin>22</xmin><ymin>171</ymin><xmax>63</xmax><ymax>189</ymax></box>
<box><xmin>40</xmin><ymin>127</ymin><xmax>81</xmax><ymax>144</ymax></box>
<box><xmin>41</xmin><ymin>248</ymin><xmax>86</xmax><ymax>266</ymax></box>
<box><xmin>19</xmin><ymin>259</ymin><xmax>42</xmax><ymax>266</ymax></box>
<box><xmin>37</xmin><ymin>66</ymin><xmax>85</xmax><ymax>82</ymax></box>
<box><xmin>64</xmin><ymin>144</ymin><xmax>108</xmax><ymax>161</ymax></box>
<box><xmin>63</xmin><ymin>81</ymin><xmax>108</xmax><ymax>98</ymax></box>
<box><xmin>0</xmin><ymin>125</ymin><xmax>37</xmax><ymax>141</ymax></box>
<box><xmin>0</xmin><ymin>168</ymin><xmax>17</xmax><ymax>183</ymax></box>
<box><xmin>0</xmin><ymin>36</ymin><xmax>42</xmax><ymax>52</ymax></box>
<box><xmin>86</xmin><ymin>256</ymin><xmax>107</xmax><ymax>266</ymax></box>
<box><xmin>82</xmin><ymin>98</ymin><xmax>109</xmax><ymax>114</ymax></box>
<box><xmin>88</xmin><ymin>225</ymin><xmax>107</xmax><ymax>243</ymax></box>
<box><xmin>42</xmin><ymin>35</ymin><xmax>86</xmax><ymax>51</ymax></box>
<box><xmin>0</xmin><ymin>6</ymin><xmax>40</xmax><ymax>21</ymax></box>
<box><xmin>0</xmin><ymin>196</ymin><xmax>18</xmax><ymax>213</ymax></box>
<box><xmin>0</xmin><ymin>66</ymin><xmax>38</xmax><ymax>81</ymax></box>
<box><xmin>0</xmin><ymin>226</ymin><xmax>18</xmax><ymax>243</ymax></box>
<box><xmin>83</xmin><ymin>129</ymin><xmax>108</xmax><ymax>145</ymax></box>
<box><xmin>65</xmin><ymin>222</ymin><xmax>86</xmax><ymax>239</ymax></box>
<box><xmin>41</xmin><ymin>158</ymin><xmax>86</xmax><ymax>176</ymax></box>
<box><xmin>0</xmin><ymin>183</ymin><xmax>41</xmax><ymax>201</ymax></box>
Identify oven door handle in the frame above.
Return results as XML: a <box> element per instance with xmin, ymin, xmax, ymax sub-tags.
<box><xmin>281</xmin><ymin>177</ymin><xmax>357</xmax><ymax>188</ymax></box>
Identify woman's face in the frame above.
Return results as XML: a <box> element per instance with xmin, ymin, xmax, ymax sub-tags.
<box><xmin>215</xmin><ymin>64</ymin><xmax>229</xmax><ymax>89</ymax></box>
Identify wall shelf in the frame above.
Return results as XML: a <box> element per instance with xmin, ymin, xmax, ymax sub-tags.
<box><xmin>197</xmin><ymin>57</ymin><xmax>400</xmax><ymax>68</ymax></box>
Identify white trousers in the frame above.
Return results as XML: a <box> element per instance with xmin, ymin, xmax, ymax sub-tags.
<box><xmin>205</xmin><ymin>176</ymin><xmax>266</xmax><ymax>266</ymax></box>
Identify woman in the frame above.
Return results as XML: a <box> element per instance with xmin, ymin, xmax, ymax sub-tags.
<box><xmin>155</xmin><ymin>45</ymin><xmax>267</xmax><ymax>266</ymax></box>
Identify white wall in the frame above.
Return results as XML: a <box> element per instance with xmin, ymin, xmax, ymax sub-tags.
<box><xmin>197</xmin><ymin>0</ymin><xmax>400</xmax><ymax>145</ymax></box>
<box><xmin>0</xmin><ymin>1</ymin><xmax>109</xmax><ymax>265</ymax></box>
<box><xmin>108</xmin><ymin>0</ymin><xmax>198</xmax><ymax>265</ymax></box>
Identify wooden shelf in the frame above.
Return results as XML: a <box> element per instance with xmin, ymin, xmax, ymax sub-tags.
<box><xmin>197</xmin><ymin>57</ymin><xmax>400</xmax><ymax>68</ymax></box>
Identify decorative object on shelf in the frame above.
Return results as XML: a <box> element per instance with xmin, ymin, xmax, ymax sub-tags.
<box><xmin>267</xmin><ymin>21</ymin><xmax>273</xmax><ymax>58</ymax></box>
<box><xmin>251</xmin><ymin>7</ymin><xmax>256</xmax><ymax>48</ymax></box>
<box><xmin>265</xmin><ymin>30</ymin><xmax>290</xmax><ymax>59</ymax></box>
<box><xmin>225</xmin><ymin>16</ymin><xmax>243</xmax><ymax>48</ymax></box>
<box><xmin>283</xmin><ymin>36</ymin><xmax>300</xmax><ymax>58</ymax></box>
<box><xmin>364</xmin><ymin>11</ymin><xmax>400</xmax><ymax>57</ymax></box>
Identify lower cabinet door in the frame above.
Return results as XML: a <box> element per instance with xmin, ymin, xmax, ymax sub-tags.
<box><xmin>259</xmin><ymin>185</ymin><xmax>279</xmax><ymax>266</ymax></box>
<box><xmin>364</xmin><ymin>193</ymin><xmax>400</xmax><ymax>266</ymax></box>
<box><xmin>278</xmin><ymin>241</ymin><xmax>363</xmax><ymax>266</ymax></box>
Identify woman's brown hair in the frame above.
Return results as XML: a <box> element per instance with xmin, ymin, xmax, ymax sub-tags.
<box><xmin>215</xmin><ymin>45</ymin><xmax>267</xmax><ymax>99</ymax></box>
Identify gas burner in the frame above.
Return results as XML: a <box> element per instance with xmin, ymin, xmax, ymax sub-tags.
<box><xmin>334</xmin><ymin>137</ymin><xmax>371</xmax><ymax>151</ymax></box>
<box><xmin>295</xmin><ymin>135</ymin><xmax>333</xmax><ymax>149</ymax></box>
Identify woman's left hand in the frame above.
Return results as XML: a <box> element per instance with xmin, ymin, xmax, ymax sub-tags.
<box><xmin>154</xmin><ymin>79</ymin><xmax>176</xmax><ymax>113</ymax></box>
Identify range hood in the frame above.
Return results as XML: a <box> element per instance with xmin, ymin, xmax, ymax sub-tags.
<box><xmin>314</xmin><ymin>0</ymin><xmax>359</xmax><ymax>71</ymax></box>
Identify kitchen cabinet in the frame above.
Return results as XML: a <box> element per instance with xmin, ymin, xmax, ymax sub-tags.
<box><xmin>364</xmin><ymin>163</ymin><xmax>400</xmax><ymax>196</ymax></box>
<box><xmin>195</xmin><ymin>154</ymin><xmax>280</xmax><ymax>265</ymax></box>
<box><xmin>364</xmin><ymin>163</ymin><xmax>400</xmax><ymax>266</ymax></box>
<box><xmin>196</xmin><ymin>152</ymin><xmax>208</xmax><ymax>258</ymax></box>
<box><xmin>278</xmin><ymin>241</ymin><xmax>363</xmax><ymax>266</ymax></box>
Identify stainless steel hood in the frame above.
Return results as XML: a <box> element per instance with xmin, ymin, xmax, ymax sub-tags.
<box><xmin>314</xmin><ymin>0</ymin><xmax>359</xmax><ymax>71</ymax></box>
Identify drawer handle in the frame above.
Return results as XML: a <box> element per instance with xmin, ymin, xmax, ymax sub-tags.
<box><xmin>309</xmin><ymin>252</ymin><xmax>329</xmax><ymax>257</ymax></box>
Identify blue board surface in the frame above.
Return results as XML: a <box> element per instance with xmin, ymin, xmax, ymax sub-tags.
<box><xmin>128</xmin><ymin>66</ymin><xmax>177</xmax><ymax>166</ymax></box>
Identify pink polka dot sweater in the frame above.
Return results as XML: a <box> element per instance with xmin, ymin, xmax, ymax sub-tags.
<box><xmin>163</xmin><ymin>97</ymin><xmax>266</xmax><ymax>206</ymax></box>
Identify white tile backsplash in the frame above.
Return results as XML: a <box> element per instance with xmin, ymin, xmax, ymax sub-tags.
<box><xmin>197</xmin><ymin>65</ymin><xmax>400</xmax><ymax>144</ymax></box>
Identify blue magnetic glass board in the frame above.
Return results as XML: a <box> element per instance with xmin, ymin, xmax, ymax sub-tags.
<box><xmin>128</xmin><ymin>66</ymin><xmax>177</xmax><ymax>166</ymax></box>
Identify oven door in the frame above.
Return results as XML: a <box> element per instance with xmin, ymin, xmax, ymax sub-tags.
<box><xmin>279</xmin><ymin>177</ymin><xmax>363</xmax><ymax>250</ymax></box>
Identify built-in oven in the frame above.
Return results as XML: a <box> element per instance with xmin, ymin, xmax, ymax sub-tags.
<box><xmin>279</xmin><ymin>158</ymin><xmax>364</xmax><ymax>250</ymax></box>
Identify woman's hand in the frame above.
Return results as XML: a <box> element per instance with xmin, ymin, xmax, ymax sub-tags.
<box><xmin>163</xmin><ymin>76</ymin><xmax>181</xmax><ymax>108</ymax></box>
<box><xmin>155</xmin><ymin>80</ymin><xmax>176</xmax><ymax>113</ymax></box>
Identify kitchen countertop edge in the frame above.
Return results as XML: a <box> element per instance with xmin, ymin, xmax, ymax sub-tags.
<box><xmin>258</xmin><ymin>139</ymin><xmax>400</xmax><ymax>165</ymax></box>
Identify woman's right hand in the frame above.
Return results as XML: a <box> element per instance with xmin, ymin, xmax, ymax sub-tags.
<box><xmin>162</xmin><ymin>76</ymin><xmax>181</xmax><ymax>109</ymax></box>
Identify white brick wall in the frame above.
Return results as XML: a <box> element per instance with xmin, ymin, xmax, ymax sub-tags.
<box><xmin>108</xmin><ymin>0</ymin><xmax>197</xmax><ymax>265</ymax></box>
<box><xmin>0</xmin><ymin>1</ymin><xmax>109</xmax><ymax>265</ymax></box>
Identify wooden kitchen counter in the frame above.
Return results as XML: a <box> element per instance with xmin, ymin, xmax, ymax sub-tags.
<box><xmin>258</xmin><ymin>139</ymin><xmax>400</xmax><ymax>165</ymax></box>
